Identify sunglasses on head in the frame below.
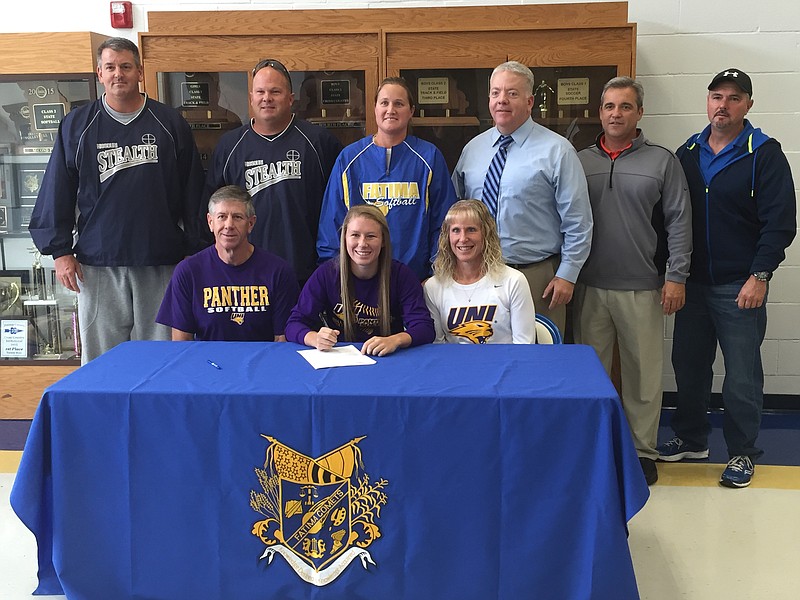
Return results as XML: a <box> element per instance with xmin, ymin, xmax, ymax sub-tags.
<box><xmin>251</xmin><ymin>59</ymin><xmax>293</xmax><ymax>92</ymax></box>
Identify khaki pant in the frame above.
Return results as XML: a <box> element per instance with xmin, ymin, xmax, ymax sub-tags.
<box><xmin>514</xmin><ymin>255</ymin><xmax>565</xmax><ymax>334</ymax></box>
<box><xmin>573</xmin><ymin>284</ymin><xmax>663</xmax><ymax>459</ymax></box>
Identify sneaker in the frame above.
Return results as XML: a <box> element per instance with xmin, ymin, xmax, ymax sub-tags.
<box><xmin>639</xmin><ymin>457</ymin><xmax>658</xmax><ymax>486</ymax></box>
<box><xmin>720</xmin><ymin>456</ymin><xmax>755</xmax><ymax>488</ymax></box>
<box><xmin>656</xmin><ymin>436</ymin><xmax>709</xmax><ymax>462</ymax></box>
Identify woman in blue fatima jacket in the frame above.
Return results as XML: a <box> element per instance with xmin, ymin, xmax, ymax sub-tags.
<box><xmin>316</xmin><ymin>77</ymin><xmax>457</xmax><ymax>280</ymax></box>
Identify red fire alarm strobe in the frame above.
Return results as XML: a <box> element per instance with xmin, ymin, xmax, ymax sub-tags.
<box><xmin>110</xmin><ymin>1</ymin><xmax>133</xmax><ymax>29</ymax></box>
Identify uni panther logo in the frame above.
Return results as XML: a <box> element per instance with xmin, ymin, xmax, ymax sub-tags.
<box><xmin>231</xmin><ymin>312</ymin><xmax>245</xmax><ymax>325</ymax></box>
<box><xmin>451</xmin><ymin>320</ymin><xmax>494</xmax><ymax>344</ymax></box>
<box><xmin>447</xmin><ymin>305</ymin><xmax>497</xmax><ymax>344</ymax></box>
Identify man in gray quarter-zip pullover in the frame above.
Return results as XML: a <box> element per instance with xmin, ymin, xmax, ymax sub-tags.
<box><xmin>575</xmin><ymin>76</ymin><xmax>692</xmax><ymax>486</ymax></box>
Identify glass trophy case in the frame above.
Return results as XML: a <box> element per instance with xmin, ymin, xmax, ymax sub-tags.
<box><xmin>156</xmin><ymin>69</ymin><xmax>368</xmax><ymax>169</ymax></box>
<box><xmin>402</xmin><ymin>68</ymin><xmax>492</xmax><ymax>173</ymax></box>
<box><xmin>157</xmin><ymin>71</ymin><xmax>248</xmax><ymax>169</ymax></box>
<box><xmin>401</xmin><ymin>65</ymin><xmax>618</xmax><ymax>172</ymax></box>
<box><xmin>0</xmin><ymin>74</ymin><xmax>95</xmax><ymax>361</ymax></box>
<box><xmin>294</xmin><ymin>70</ymin><xmax>367</xmax><ymax>148</ymax></box>
<box><xmin>528</xmin><ymin>65</ymin><xmax>618</xmax><ymax>150</ymax></box>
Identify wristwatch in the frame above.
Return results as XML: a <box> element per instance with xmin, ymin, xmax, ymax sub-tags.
<box><xmin>751</xmin><ymin>271</ymin><xmax>772</xmax><ymax>282</ymax></box>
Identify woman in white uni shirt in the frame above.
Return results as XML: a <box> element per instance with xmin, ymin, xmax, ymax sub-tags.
<box><xmin>424</xmin><ymin>199</ymin><xmax>536</xmax><ymax>344</ymax></box>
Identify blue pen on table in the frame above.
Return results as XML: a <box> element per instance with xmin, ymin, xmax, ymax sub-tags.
<box><xmin>207</xmin><ymin>359</ymin><xmax>222</xmax><ymax>370</ymax></box>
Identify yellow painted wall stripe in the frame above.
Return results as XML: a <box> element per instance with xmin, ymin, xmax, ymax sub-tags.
<box><xmin>0</xmin><ymin>451</ymin><xmax>23</xmax><ymax>473</ymax></box>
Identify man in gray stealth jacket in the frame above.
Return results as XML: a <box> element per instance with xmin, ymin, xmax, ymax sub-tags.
<box><xmin>574</xmin><ymin>76</ymin><xmax>692</xmax><ymax>486</ymax></box>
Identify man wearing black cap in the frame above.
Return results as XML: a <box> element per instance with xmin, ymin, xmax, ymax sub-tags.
<box><xmin>657</xmin><ymin>69</ymin><xmax>796</xmax><ymax>488</ymax></box>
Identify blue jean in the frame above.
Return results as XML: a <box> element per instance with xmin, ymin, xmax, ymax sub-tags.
<box><xmin>671</xmin><ymin>280</ymin><xmax>767</xmax><ymax>460</ymax></box>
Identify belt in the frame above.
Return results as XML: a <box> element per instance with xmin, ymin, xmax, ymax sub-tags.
<box><xmin>507</xmin><ymin>254</ymin><xmax>559</xmax><ymax>270</ymax></box>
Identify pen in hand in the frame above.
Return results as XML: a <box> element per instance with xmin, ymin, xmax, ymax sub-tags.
<box><xmin>316</xmin><ymin>312</ymin><xmax>340</xmax><ymax>351</ymax></box>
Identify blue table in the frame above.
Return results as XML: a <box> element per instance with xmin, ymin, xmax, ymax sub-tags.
<box><xmin>12</xmin><ymin>341</ymin><xmax>648</xmax><ymax>600</ymax></box>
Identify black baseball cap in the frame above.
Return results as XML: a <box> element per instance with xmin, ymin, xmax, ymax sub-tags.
<box><xmin>708</xmin><ymin>69</ymin><xmax>752</xmax><ymax>96</ymax></box>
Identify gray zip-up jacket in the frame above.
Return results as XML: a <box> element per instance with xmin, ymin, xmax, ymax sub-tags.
<box><xmin>577</xmin><ymin>131</ymin><xmax>692</xmax><ymax>290</ymax></box>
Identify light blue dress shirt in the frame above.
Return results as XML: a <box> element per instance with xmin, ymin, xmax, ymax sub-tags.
<box><xmin>452</xmin><ymin>118</ymin><xmax>593</xmax><ymax>283</ymax></box>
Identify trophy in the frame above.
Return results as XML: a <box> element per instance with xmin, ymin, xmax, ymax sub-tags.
<box><xmin>58</xmin><ymin>297</ymin><xmax>81</xmax><ymax>359</ymax></box>
<box><xmin>69</xmin><ymin>298</ymin><xmax>81</xmax><ymax>358</ymax></box>
<box><xmin>24</xmin><ymin>248</ymin><xmax>61</xmax><ymax>357</ymax></box>
<box><xmin>30</xmin><ymin>248</ymin><xmax>47</xmax><ymax>299</ymax></box>
<box><xmin>23</xmin><ymin>296</ymin><xmax>61</xmax><ymax>357</ymax></box>
<box><xmin>0</xmin><ymin>278</ymin><xmax>21</xmax><ymax>315</ymax></box>
<box><xmin>535</xmin><ymin>80</ymin><xmax>556</xmax><ymax>118</ymax></box>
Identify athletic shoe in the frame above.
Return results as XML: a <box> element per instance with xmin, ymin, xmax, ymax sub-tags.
<box><xmin>719</xmin><ymin>455</ymin><xmax>755</xmax><ymax>488</ymax></box>
<box><xmin>639</xmin><ymin>457</ymin><xmax>658</xmax><ymax>486</ymax></box>
<box><xmin>656</xmin><ymin>436</ymin><xmax>709</xmax><ymax>462</ymax></box>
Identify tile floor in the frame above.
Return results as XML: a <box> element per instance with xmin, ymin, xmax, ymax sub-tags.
<box><xmin>629</xmin><ymin>464</ymin><xmax>800</xmax><ymax>600</ymax></box>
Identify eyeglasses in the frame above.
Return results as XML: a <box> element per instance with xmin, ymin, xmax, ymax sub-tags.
<box><xmin>251</xmin><ymin>58</ymin><xmax>293</xmax><ymax>92</ymax></box>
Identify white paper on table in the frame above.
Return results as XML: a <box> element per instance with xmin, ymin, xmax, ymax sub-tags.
<box><xmin>297</xmin><ymin>344</ymin><xmax>377</xmax><ymax>369</ymax></box>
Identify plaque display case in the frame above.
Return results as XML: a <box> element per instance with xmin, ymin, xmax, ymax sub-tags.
<box><xmin>1</xmin><ymin>260</ymin><xmax>80</xmax><ymax>360</ymax></box>
<box><xmin>155</xmin><ymin>69</ymin><xmax>368</xmax><ymax>167</ymax></box>
<box><xmin>529</xmin><ymin>65</ymin><xmax>618</xmax><ymax>150</ymax></box>
<box><xmin>141</xmin><ymin>3</ymin><xmax>635</xmax><ymax>172</ymax></box>
<box><xmin>0</xmin><ymin>74</ymin><xmax>95</xmax><ymax>363</ymax></box>
<box><xmin>157</xmin><ymin>71</ymin><xmax>247</xmax><ymax>169</ymax></box>
<box><xmin>399</xmin><ymin>65</ymin><xmax>617</xmax><ymax>171</ymax></box>
<box><xmin>0</xmin><ymin>32</ymin><xmax>105</xmax><ymax>370</ymax></box>
<box><xmin>402</xmin><ymin>68</ymin><xmax>491</xmax><ymax>173</ymax></box>
<box><xmin>296</xmin><ymin>70</ymin><xmax>367</xmax><ymax>148</ymax></box>
<box><xmin>0</xmin><ymin>76</ymin><xmax>96</xmax><ymax>237</ymax></box>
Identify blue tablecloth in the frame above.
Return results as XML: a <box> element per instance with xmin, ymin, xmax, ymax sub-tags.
<box><xmin>12</xmin><ymin>341</ymin><xmax>648</xmax><ymax>600</ymax></box>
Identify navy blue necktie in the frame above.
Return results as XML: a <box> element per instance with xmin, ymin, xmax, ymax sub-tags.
<box><xmin>481</xmin><ymin>135</ymin><xmax>513</xmax><ymax>219</ymax></box>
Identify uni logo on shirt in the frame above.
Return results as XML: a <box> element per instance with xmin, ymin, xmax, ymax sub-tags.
<box><xmin>447</xmin><ymin>305</ymin><xmax>497</xmax><ymax>344</ymax></box>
